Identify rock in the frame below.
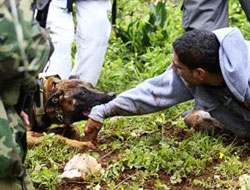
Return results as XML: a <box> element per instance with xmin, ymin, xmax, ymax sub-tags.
<box><xmin>60</xmin><ymin>153</ymin><xmax>102</xmax><ymax>179</ymax></box>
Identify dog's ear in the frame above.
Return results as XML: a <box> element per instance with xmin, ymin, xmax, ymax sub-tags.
<box><xmin>85</xmin><ymin>82</ymin><xmax>94</xmax><ymax>89</ymax></box>
<box><xmin>43</xmin><ymin>76</ymin><xmax>61</xmax><ymax>99</ymax></box>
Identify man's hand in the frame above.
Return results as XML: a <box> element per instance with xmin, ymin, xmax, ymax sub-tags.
<box><xmin>84</xmin><ymin>119</ymin><xmax>103</xmax><ymax>145</ymax></box>
<box><xmin>20</xmin><ymin>111</ymin><xmax>30</xmax><ymax>126</ymax></box>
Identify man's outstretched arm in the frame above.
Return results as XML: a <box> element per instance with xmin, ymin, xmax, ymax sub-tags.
<box><xmin>84</xmin><ymin>67</ymin><xmax>194</xmax><ymax>144</ymax></box>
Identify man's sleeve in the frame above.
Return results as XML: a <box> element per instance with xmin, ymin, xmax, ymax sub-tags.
<box><xmin>89</xmin><ymin>67</ymin><xmax>194</xmax><ymax>123</ymax></box>
<box><xmin>0</xmin><ymin>3</ymin><xmax>51</xmax><ymax>106</ymax></box>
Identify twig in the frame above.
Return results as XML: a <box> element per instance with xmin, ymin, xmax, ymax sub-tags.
<box><xmin>67</xmin><ymin>185</ymin><xmax>74</xmax><ymax>190</ymax></box>
<box><xmin>98</xmin><ymin>141</ymin><xmax>126</xmax><ymax>162</ymax></box>
<box><xmin>98</xmin><ymin>150</ymin><xmax>115</xmax><ymax>161</ymax></box>
<box><xmin>232</xmin><ymin>176</ymin><xmax>239</xmax><ymax>190</ymax></box>
<box><xmin>232</xmin><ymin>182</ymin><xmax>238</xmax><ymax>190</ymax></box>
<box><xmin>111</xmin><ymin>173</ymin><xmax>137</xmax><ymax>190</ymax></box>
<box><xmin>67</xmin><ymin>181</ymin><xmax>89</xmax><ymax>185</ymax></box>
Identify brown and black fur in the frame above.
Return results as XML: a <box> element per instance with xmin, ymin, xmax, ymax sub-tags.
<box><xmin>27</xmin><ymin>76</ymin><xmax>115</xmax><ymax>148</ymax></box>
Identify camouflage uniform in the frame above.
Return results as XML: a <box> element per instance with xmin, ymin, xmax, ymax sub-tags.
<box><xmin>0</xmin><ymin>0</ymin><xmax>51</xmax><ymax>189</ymax></box>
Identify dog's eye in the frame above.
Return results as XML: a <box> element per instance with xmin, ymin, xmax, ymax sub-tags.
<box><xmin>81</xmin><ymin>90</ymin><xmax>87</xmax><ymax>95</ymax></box>
<box><xmin>52</xmin><ymin>82</ymin><xmax>57</xmax><ymax>89</ymax></box>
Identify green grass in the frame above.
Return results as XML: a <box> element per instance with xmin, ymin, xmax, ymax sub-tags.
<box><xmin>26</xmin><ymin>0</ymin><xmax>250</xmax><ymax>189</ymax></box>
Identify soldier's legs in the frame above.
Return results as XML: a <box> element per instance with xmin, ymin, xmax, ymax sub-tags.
<box><xmin>239</xmin><ymin>0</ymin><xmax>250</xmax><ymax>22</ymax></box>
<box><xmin>43</xmin><ymin>0</ymin><xmax>74</xmax><ymax>79</ymax></box>
<box><xmin>0</xmin><ymin>173</ymin><xmax>34</xmax><ymax>190</ymax></box>
<box><xmin>70</xmin><ymin>0</ymin><xmax>112</xmax><ymax>86</ymax></box>
<box><xmin>182</xmin><ymin>0</ymin><xmax>229</xmax><ymax>31</ymax></box>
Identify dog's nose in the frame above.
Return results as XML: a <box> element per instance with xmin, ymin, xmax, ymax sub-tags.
<box><xmin>108</xmin><ymin>92</ymin><xmax>116</xmax><ymax>99</ymax></box>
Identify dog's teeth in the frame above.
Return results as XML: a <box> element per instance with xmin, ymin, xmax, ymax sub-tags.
<box><xmin>82</xmin><ymin>110</ymin><xmax>90</xmax><ymax>117</ymax></box>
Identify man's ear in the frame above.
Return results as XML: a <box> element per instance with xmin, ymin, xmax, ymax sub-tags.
<box><xmin>195</xmin><ymin>68</ymin><xmax>206</xmax><ymax>81</ymax></box>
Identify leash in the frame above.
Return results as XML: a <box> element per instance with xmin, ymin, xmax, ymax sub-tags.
<box><xmin>33</xmin><ymin>74</ymin><xmax>46</xmax><ymax>125</ymax></box>
<box><xmin>34</xmin><ymin>74</ymin><xmax>65</xmax><ymax>124</ymax></box>
<box><xmin>55</xmin><ymin>105</ymin><xmax>64</xmax><ymax>124</ymax></box>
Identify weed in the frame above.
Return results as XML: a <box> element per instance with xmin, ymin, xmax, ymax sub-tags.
<box><xmin>25</xmin><ymin>134</ymin><xmax>79</xmax><ymax>190</ymax></box>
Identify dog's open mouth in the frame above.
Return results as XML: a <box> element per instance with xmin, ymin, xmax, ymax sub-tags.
<box><xmin>80</xmin><ymin>93</ymin><xmax>116</xmax><ymax>119</ymax></box>
<box><xmin>82</xmin><ymin>109</ymin><xmax>91</xmax><ymax>117</ymax></box>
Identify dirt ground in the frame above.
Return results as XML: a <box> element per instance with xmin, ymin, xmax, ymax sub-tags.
<box><xmin>56</xmin><ymin>123</ymin><xmax>250</xmax><ymax>190</ymax></box>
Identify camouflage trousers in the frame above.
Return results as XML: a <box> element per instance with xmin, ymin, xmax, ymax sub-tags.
<box><xmin>0</xmin><ymin>96</ymin><xmax>34</xmax><ymax>189</ymax></box>
<box><xmin>0</xmin><ymin>173</ymin><xmax>34</xmax><ymax>190</ymax></box>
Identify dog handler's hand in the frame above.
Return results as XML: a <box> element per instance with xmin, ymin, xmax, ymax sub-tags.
<box><xmin>84</xmin><ymin>119</ymin><xmax>103</xmax><ymax>145</ymax></box>
<box><xmin>20</xmin><ymin>111</ymin><xmax>30</xmax><ymax>126</ymax></box>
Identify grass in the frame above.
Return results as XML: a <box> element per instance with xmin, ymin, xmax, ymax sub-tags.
<box><xmin>25</xmin><ymin>0</ymin><xmax>250</xmax><ymax>189</ymax></box>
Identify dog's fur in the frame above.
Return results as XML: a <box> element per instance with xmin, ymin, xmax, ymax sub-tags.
<box><xmin>27</xmin><ymin>76</ymin><xmax>115</xmax><ymax>148</ymax></box>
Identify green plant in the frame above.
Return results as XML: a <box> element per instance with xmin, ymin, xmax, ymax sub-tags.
<box><xmin>114</xmin><ymin>1</ymin><xmax>167</xmax><ymax>54</ymax></box>
<box><xmin>229</xmin><ymin>0</ymin><xmax>250</xmax><ymax>39</ymax></box>
<box><xmin>25</xmin><ymin>134</ymin><xmax>78</xmax><ymax>190</ymax></box>
<box><xmin>215</xmin><ymin>155</ymin><xmax>244</xmax><ymax>177</ymax></box>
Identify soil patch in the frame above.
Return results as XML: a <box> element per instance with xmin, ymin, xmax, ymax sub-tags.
<box><xmin>56</xmin><ymin>122</ymin><xmax>250</xmax><ymax>190</ymax></box>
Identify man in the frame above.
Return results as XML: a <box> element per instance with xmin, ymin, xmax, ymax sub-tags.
<box><xmin>0</xmin><ymin>0</ymin><xmax>51</xmax><ymax>189</ymax></box>
<box><xmin>42</xmin><ymin>0</ymin><xmax>111</xmax><ymax>86</ymax></box>
<box><xmin>84</xmin><ymin>27</ymin><xmax>250</xmax><ymax>144</ymax></box>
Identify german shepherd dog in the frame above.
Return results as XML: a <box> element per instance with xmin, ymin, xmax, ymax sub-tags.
<box><xmin>27</xmin><ymin>75</ymin><xmax>115</xmax><ymax>149</ymax></box>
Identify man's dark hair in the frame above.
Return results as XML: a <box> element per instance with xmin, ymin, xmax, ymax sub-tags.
<box><xmin>172</xmin><ymin>29</ymin><xmax>221</xmax><ymax>73</ymax></box>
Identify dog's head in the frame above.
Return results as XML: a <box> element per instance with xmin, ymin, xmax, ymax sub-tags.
<box><xmin>42</xmin><ymin>77</ymin><xmax>115</xmax><ymax>125</ymax></box>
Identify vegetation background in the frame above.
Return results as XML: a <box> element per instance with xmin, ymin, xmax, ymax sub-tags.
<box><xmin>26</xmin><ymin>0</ymin><xmax>250</xmax><ymax>189</ymax></box>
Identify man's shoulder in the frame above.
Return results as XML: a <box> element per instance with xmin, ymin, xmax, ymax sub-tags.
<box><xmin>0</xmin><ymin>0</ymin><xmax>34</xmax><ymax>22</ymax></box>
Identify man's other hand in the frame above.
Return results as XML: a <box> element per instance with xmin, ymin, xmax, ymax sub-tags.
<box><xmin>20</xmin><ymin>111</ymin><xmax>30</xmax><ymax>126</ymax></box>
<box><xmin>84</xmin><ymin>119</ymin><xmax>103</xmax><ymax>145</ymax></box>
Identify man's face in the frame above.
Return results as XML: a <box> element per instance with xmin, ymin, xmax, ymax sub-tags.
<box><xmin>171</xmin><ymin>52</ymin><xmax>202</xmax><ymax>87</ymax></box>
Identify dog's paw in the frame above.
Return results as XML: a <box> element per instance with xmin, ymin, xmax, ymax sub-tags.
<box><xmin>56</xmin><ymin>135</ymin><xmax>96</xmax><ymax>149</ymax></box>
<box><xmin>71</xmin><ymin>140</ymin><xmax>96</xmax><ymax>150</ymax></box>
